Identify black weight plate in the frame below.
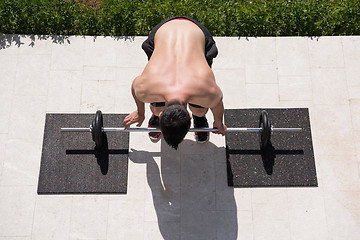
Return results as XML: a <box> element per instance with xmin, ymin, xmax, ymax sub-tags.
<box><xmin>259</xmin><ymin>110</ymin><xmax>271</xmax><ymax>149</ymax></box>
<box><xmin>93</xmin><ymin>110</ymin><xmax>104</xmax><ymax>148</ymax></box>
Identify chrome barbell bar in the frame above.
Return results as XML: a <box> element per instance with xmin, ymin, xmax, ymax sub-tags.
<box><xmin>60</xmin><ymin>126</ymin><xmax>302</xmax><ymax>133</ymax></box>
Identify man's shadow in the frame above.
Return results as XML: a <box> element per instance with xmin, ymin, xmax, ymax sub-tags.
<box><xmin>128</xmin><ymin>139</ymin><xmax>238</xmax><ymax>240</ymax></box>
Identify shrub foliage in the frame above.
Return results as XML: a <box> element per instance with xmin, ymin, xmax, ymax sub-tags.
<box><xmin>1</xmin><ymin>0</ymin><xmax>359</xmax><ymax>36</ymax></box>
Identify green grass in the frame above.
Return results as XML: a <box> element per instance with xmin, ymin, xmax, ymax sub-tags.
<box><xmin>1</xmin><ymin>0</ymin><xmax>359</xmax><ymax>36</ymax></box>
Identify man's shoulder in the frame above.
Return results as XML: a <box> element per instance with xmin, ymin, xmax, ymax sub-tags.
<box><xmin>133</xmin><ymin>75</ymin><xmax>166</xmax><ymax>103</ymax></box>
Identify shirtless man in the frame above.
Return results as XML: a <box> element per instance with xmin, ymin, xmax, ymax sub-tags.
<box><xmin>122</xmin><ymin>16</ymin><xmax>226</xmax><ymax>149</ymax></box>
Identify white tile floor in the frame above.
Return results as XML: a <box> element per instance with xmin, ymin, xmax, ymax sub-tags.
<box><xmin>0</xmin><ymin>34</ymin><xmax>359</xmax><ymax>240</ymax></box>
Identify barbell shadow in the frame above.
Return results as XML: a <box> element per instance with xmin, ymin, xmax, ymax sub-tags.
<box><xmin>226</xmin><ymin>141</ymin><xmax>304</xmax><ymax>175</ymax></box>
<box><xmin>65</xmin><ymin>133</ymin><xmax>129</xmax><ymax>175</ymax></box>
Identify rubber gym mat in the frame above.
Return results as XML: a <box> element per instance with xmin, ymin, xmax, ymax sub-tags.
<box><xmin>37</xmin><ymin>113</ymin><xmax>129</xmax><ymax>194</ymax></box>
<box><xmin>225</xmin><ymin>108</ymin><xmax>317</xmax><ymax>187</ymax></box>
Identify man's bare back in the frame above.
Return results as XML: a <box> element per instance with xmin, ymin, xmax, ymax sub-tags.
<box><xmin>134</xmin><ymin>19</ymin><xmax>222</xmax><ymax>109</ymax></box>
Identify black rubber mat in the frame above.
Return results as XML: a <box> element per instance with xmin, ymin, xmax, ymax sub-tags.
<box><xmin>225</xmin><ymin>108</ymin><xmax>317</xmax><ymax>187</ymax></box>
<box><xmin>38</xmin><ymin>113</ymin><xmax>129</xmax><ymax>194</ymax></box>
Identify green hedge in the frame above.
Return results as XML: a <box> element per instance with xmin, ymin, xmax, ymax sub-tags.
<box><xmin>1</xmin><ymin>0</ymin><xmax>359</xmax><ymax>36</ymax></box>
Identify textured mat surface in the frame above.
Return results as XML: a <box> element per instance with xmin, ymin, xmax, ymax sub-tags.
<box><xmin>225</xmin><ymin>108</ymin><xmax>317</xmax><ymax>187</ymax></box>
<box><xmin>38</xmin><ymin>113</ymin><xmax>129</xmax><ymax>194</ymax></box>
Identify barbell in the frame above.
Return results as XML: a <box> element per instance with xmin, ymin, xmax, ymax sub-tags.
<box><xmin>60</xmin><ymin>110</ymin><xmax>302</xmax><ymax>149</ymax></box>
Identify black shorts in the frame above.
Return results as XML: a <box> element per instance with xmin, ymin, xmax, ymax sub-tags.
<box><xmin>141</xmin><ymin>16</ymin><xmax>218</xmax><ymax>68</ymax></box>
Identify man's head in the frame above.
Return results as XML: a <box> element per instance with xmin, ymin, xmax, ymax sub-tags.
<box><xmin>159</xmin><ymin>100</ymin><xmax>191</xmax><ymax>150</ymax></box>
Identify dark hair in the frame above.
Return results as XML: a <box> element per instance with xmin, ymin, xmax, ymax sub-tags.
<box><xmin>159</xmin><ymin>100</ymin><xmax>191</xmax><ymax>150</ymax></box>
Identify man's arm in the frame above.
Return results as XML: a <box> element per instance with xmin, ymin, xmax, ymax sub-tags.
<box><xmin>123</xmin><ymin>76</ymin><xmax>145</xmax><ymax>127</ymax></box>
<box><xmin>210</xmin><ymin>97</ymin><xmax>227</xmax><ymax>135</ymax></box>
<box><xmin>210</xmin><ymin>97</ymin><xmax>224</xmax><ymax>122</ymax></box>
<box><xmin>131</xmin><ymin>78</ymin><xmax>145</xmax><ymax>115</ymax></box>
